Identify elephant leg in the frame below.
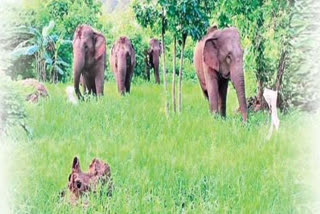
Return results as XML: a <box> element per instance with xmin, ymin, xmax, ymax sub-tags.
<box><xmin>95</xmin><ymin>70</ymin><xmax>104</xmax><ymax>96</ymax></box>
<box><xmin>199</xmin><ymin>83</ymin><xmax>209</xmax><ymax>100</ymax></box>
<box><xmin>154</xmin><ymin>66</ymin><xmax>160</xmax><ymax>84</ymax></box>
<box><xmin>92</xmin><ymin>83</ymin><xmax>97</xmax><ymax>95</ymax></box>
<box><xmin>125</xmin><ymin>67</ymin><xmax>133</xmax><ymax>93</ymax></box>
<box><xmin>80</xmin><ymin>75</ymin><xmax>86</xmax><ymax>95</ymax></box>
<box><xmin>95</xmin><ymin>77</ymin><xmax>104</xmax><ymax>96</ymax></box>
<box><xmin>218</xmin><ymin>78</ymin><xmax>229</xmax><ymax>117</ymax></box>
<box><xmin>204</xmin><ymin>68</ymin><xmax>219</xmax><ymax>114</ymax></box>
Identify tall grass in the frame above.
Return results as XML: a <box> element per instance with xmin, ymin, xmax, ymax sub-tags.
<box><xmin>6</xmin><ymin>81</ymin><xmax>317</xmax><ymax>213</ymax></box>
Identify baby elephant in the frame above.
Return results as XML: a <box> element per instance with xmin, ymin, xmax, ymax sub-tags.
<box><xmin>147</xmin><ymin>38</ymin><xmax>162</xmax><ymax>84</ymax></box>
<box><xmin>68</xmin><ymin>157</ymin><xmax>112</xmax><ymax>203</ymax></box>
<box><xmin>110</xmin><ymin>36</ymin><xmax>136</xmax><ymax>95</ymax></box>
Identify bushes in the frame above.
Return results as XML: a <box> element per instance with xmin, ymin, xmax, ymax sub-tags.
<box><xmin>0</xmin><ymin>74</ymin><xmax>29</xmax><ymax>136</ymax></box>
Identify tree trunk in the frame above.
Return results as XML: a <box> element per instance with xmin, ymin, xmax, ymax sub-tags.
<box><xmin>144</xmin><ymin>49</ymin><xmax>150</xmax><ymax>81</ymax></box>
<box><xmin>172</xmin><ymin>36</ymin><xmax>176</xmax><ymax>113</ymax></box>
<box><xmin>42</xmin><ymin>59</ymin><xmax>46</xmax><ymax>82</ymax></box>
<box><xmin>274</xmin><ymin>50</ymin><xmax>287</xmax><ymax>109</ymax></box>
<box><xmin>39</xmin><ymin>51</ymin><xmax>46</xmax><ymax>82</ymax></box>
<box><xmin>275</xmin><ymin>50</ymin><xmax>286</xmax><ymax>92</ymax></box>
<box><xmin>256</xmin><ymin>79</ymin><xmax>264</xmax><ymax>111</ymax></box>
<box><xmin>257</xmin><ymin>79</ymin><xmax>263</xmax><ymax>104</ymax></box>
<box><xmin>35</xmin><ymin>54</ymin><xmax>39</xmax><ymax>81</ymax></box>
<box><xmin>178</xmin><ymin>34</ymin><xmax>187</xmax><ymax>113</ymax></box>
<box><xmin>161</xmin><ymin>8</ymin><xmax>169</xmax><ymax>116</ymax></box>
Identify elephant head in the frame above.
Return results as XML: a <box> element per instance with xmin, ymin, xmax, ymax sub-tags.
<box><xmin>110</xmin><ymin>37</ymin><xmax>136</xmax><ymax>95</ymax></box>
<box><xmin>148</xmin><ymin>38</ymin><xmax>162</xmax><ymax>84</ymax></box>
<box><xmin>68</xmin><ymin>157</ymin><xmax>112</xmax><ymax>203</ymax></box>
<box><xmin>203</xmin><ymin>27</ymin><xmax>247</xmax><ymax>121</ymax></box>
<box><xmin>72</xmin><ymin>25</ymin><xmax>106</xmax><ymax>99</ymax></box>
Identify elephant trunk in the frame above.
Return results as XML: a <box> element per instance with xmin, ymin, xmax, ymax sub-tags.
<box><xmin>117</xmin><ymin>52</ymin><xmax>129</xmax><ymax>95</ymax></box>
<box><xmin>153</xmin><ymin>51</ymin><xmax>160</xmax><ymax>84</ymax></box>
<box><xmin>231</xmin><ymin>62</ymin><xmax>248</xmax><ymax>122</ymax></box>
<box><xmin>73</xmin><ymin>48</ymin><xmax>85</xmax><ymax>100</ymax></box>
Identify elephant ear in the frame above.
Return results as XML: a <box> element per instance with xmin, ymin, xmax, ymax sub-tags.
<box><xmin>203</xmin><ymin>38</ymin><xmax>219</xmax><ymax>72</ymax></box>
<box><xmin>72</xmin><ymin>157</ymin><xmax>81</xmax><ymax>173</ymax></box>
<box><xmin>94</xmin><ymin>32</ymin><xmax>106</xmax><ymax>60</ymax></box>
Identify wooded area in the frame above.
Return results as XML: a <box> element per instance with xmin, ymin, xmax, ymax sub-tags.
<box><xmin>0</xmin><ymin>0</ymin><xmax>318</xmax><ymax>112</ymax></box>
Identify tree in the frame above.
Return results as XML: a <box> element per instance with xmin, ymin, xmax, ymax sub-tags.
<box><xmin>172</xmin><ymin>36</ymin><xmax>177</xmax><ymax>112</ymax></box>
<box><xmin>164</xmin><ymin>0</ymin><xmax>214</xmax><ymax>113</ymax></box>
<box><xmin>133</xmin><ymin>0</ymin><xmax>170</xmax><ymax>116</ymax></box>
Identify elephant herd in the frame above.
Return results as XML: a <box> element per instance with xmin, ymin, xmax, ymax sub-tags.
<box><xmin>72</xmin><ymin>24</ymin><xmax>247</xmax><ymax>121</ymax></box>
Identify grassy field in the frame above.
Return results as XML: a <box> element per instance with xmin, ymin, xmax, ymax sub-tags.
<box><xmin>4</xmin><ymin>81</ymin><xmax>318</xmax><ymax>213</ymax></box>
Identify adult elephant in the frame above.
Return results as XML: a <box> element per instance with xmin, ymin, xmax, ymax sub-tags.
<box><xmin>110</xmin><ymin>36</ymin><xmax>136</xmax><ymax>95</ymax></box>
<box><xmin>73</xmin><ymin>25</ymin><xmax>106</xmax><ymax>99</ymax></box>
<box><xmin>147</xmin><ymin>38</ymin><xmax>161</xmax><ymax>84</ymax></box>
<box><xmin>194</xmin><ymin>26</ymin><xmax>248</xmax><ymax>121</ymax></box>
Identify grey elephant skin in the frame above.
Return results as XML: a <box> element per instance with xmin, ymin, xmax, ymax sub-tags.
<box><xmin>72</xmin><ymin>25</ymin><xmax>106</xmax><ymax>99</ymax></box>
<box><xmin>194</xmin><ymin>26</ymin><xmax>248</xmax><ymax>121</ymax></box>
<box><xmin>110</xmin><ymin>36</ymin><xmax>136</xmax><ymax>95</ymax></box>
<box><xmin>147</xmin><ymin>38</ymin><xmax>161</xmax><ymax>84</ymax></box>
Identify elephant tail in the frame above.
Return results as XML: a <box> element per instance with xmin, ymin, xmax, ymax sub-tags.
<box><xmin>66</xmin><ymin>86</ymin><xmax>78</xmax><ymax>105</ymax></box>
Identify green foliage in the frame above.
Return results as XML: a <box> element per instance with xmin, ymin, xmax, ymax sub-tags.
<box><xmin>0</xmin><ymin>74</ymin><xmax>29</xmax><ymax>136</ymax></box>
<box><xmin>132</xmin><ymin>0</ymin><xmax>162</xmax><ymax>32</ymax></box>
<box><xmin>11</xmin><ymin>21</ymin><xmax>71</xmax><ymax>82</ymax></box>
<box><xmin>163</xmin><ymin>0</ymin><xmax>213</xmax><ymax>41</ymax></box>
<box><xmin>282</xmin><ymin>0</ymin><xmax>320</xmax><ymax>111</ymax></box>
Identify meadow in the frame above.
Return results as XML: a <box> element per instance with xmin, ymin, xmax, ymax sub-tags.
<box><xmin>4</xmin><ymin>80</ymin><xmax>318</xmax><ymax>213</ymax></box>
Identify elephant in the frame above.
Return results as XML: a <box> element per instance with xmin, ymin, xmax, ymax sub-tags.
<box><xmin>68</xmin><ymin>157</ymin><xmax>112</xmax><ymax>204</ymax></box>
<box><xmin>194</xmin><ymin>26</ymin><xmax>248</xmax><ymax>121</ymax></box>
<box><xmin>72</xmin><ymin>25</ymin><xmax>106</xmax><ymax>99</ymax></box>
<box><xmin>147</xmin><ymin>38</ymin><xmax>161</xmax><ymax>84</ymax></box>
<box><xmin>109</xmin><ymin>36</ymin><xmax>136</xmax><ymax>95</ymax></box>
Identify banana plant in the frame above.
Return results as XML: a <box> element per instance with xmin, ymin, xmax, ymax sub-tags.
<box><xmin>11</xmin><ymin>20</ymin><xmax>71</xmax><ymax>82</ymax></box>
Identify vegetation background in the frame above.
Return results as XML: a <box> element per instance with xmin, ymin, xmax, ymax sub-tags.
<box><xmin>0</xmin><ymin>0</ymin><xmax>319</xmax><ymax>213</ymax></box>
<box><xmin>0</xmin><ymin>0</ymin><xmax>319</xmax><ymax>111</ymax></box>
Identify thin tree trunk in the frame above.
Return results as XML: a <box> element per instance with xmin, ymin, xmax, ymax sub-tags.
<box><xmin>275</xmin><ymin>50</ymin><xmax>287</xmax><ymax>92</ymax></box>
<box><xmin>161</xmin><ymin>8</ymin><xmax>169</xmax><ymax>116</ymax></box>
<box><xmin>256</xmin><ymin>79</ymin><xmax>263</xmax><ymax>105</ymax></box>
<box><xmin>43</xmin><ymin>60</ymin><xmax>46</xmax><ymax>82</ymax></box>
<box><xmin>41</xmin><ymin>59</ymin><xmax>44</xmax><ymax>82</ymax></box>
<box><xmin>255</xmin><ymin>78</ymin><xmax>267</xmax><ymax>111</ymax></box>
<box><xmin>172</xmin><ymin>36</ymin><xmax>176</xmax><ymax>113</ymax></box>
<box><xmin>257</xmin><ymin>79</ymin><xmax>263</xmax><ymax>103</ymax></box>
<box><xmin>178</xmin><ymin>34</ymin><xmax>186</xmax><ymax>113</ymax></box>
<box><xmin>144</xmin><ymin>50</ymin><xmax>150</xmax><ymax>81</ymax></box>
<box><xmin>35</xmin><ymin>54</ymin><xmax>39</xmax><ymax>81</ymax></box>
<box><xmin>39</xmin><ymin>51</ymin><xmax>45</xmax><ymax>82</ymax></box>
<box><xmin>274</xmin><ymin>50</ymin><xmax>287</xmax><ymax>109</ymax></box>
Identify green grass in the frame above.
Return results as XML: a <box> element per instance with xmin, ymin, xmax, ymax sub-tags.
<box><xmin>5</xmin><ymin>81</ymin><xmax>318</xmax><ymax>213</ymax></box>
